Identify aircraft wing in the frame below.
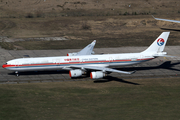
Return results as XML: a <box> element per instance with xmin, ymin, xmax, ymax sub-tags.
<box><xmin>76</xmin><ymin>40</ymin><xmax>96</xmax><ymax>56</ymax></box>
<box><xmin>70</xmin><ymin>65</ymin><xmax>135</xmax><ymax>74</ymax></box>
<box><xmin>152</xmin><ymin>15</ymin><xmax>180</xmax><ymax>23</ymax></box>
<box><xmin>67</xmin><ymin>40</ymin><xmax>96</xmax><ymax>56</ymax></box>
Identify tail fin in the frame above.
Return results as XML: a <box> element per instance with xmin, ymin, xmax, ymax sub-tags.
<box><xmin>142</xmin><ymin>32</ymin><xmax>170</xmax><ymax>53</ymax></box>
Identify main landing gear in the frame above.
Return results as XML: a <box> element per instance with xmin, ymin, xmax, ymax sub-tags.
<box><xmin>15</xmin><ymin>71</ymin><xmax>19</xmax><ymax>76</ymax></box>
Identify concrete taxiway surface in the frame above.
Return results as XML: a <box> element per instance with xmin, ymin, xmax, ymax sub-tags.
<box><xmin>0</xmin><ymin>46</ymin><xmax>180</xmax><ymax>84</ymax></box>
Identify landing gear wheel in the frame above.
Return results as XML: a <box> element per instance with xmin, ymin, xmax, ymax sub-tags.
<box><xmin>15</xmin><ymin>71</ymin><xmax>19</xmax><ymax>77</ymax></box>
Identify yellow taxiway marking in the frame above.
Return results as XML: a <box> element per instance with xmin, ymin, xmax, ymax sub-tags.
<box><xmin>164</xmin><ymin>57</ymin><xmax>168</xmax><ymax>60</ymax></box>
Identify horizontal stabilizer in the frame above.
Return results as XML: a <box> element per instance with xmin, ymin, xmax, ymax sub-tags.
<box><xmin>153</xmin><ymin>54</ymin><xmax>177</xmax><ymax>58</ymax></box>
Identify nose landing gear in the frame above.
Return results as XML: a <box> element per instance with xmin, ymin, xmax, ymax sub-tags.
<box><xmin>15</xmin><ymin>71</ymin><xmax>19</xmax><ymax>76</ymax></box>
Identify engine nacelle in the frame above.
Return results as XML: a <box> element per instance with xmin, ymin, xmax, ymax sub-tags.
<box><xmin>67</xmin><ymin>52</ymin><xmax>77</xmax><ymax>56</ymax></box>
<box><xmin>69</xmin><ymin>69</ymin><xmax>83</xmax><ymax>78</ymax></box>
<box><xmin>90</xmin><ymin>71</ymin><xmax>106</xmax><ymax>79</ymax></box>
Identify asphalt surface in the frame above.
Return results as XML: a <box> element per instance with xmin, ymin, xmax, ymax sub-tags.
<box><xmin>0</xmin><ymin>46</ymin><xmax>180</xmax><ymax>84</ymax></box>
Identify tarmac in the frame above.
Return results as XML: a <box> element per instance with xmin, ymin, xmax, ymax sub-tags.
<box><xmin>0</xmin><ymin>46</ymin><xmax>180</xmax><ymax>84</ymax></box>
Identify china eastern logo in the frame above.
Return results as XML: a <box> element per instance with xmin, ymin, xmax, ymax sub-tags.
<box><xmin>157</xmin><ymin>38</ymin><xmax>165</xmax><ymax>46</ymax></box>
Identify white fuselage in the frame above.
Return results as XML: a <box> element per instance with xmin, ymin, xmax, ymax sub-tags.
<box><xmin>3</xmin><ymin>52</ymin><xmax>154</xmax><ymax>72</ymax></box>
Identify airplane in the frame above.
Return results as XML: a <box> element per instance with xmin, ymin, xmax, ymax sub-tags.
<box><xmin>152</xmin><ymin>15</ymin><xmax>180</xmax><ymax>23</ymax></box>
<box><xmin>2</xmin><ymin>32</ymin><xmax>171</xmax><ymax>79</ymax></box>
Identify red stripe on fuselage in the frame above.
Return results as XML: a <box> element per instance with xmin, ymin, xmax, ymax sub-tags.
<box><xmin>2</xmin><ymin>64</ymin><xmax>15</xmax><ymax>68</ymax></box>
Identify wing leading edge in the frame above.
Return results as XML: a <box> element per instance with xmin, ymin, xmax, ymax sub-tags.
<box><xmin>152</xmin><ymin>15</ymin><xmax>180</xmax><ymax>23</ymax></box>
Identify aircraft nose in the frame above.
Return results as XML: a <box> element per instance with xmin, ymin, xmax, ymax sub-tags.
<box><xmin>2</xmin><ymin>64</ymin><xmax>7</xmax><ymax>68</ymax></box>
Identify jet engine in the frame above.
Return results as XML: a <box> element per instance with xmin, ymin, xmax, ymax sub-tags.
<box><xmin>90</xmin><ymin>71</ymin><xmax>106</xmax><ymax>79</ymax></box>
<box><xmin>69</xmin><ymin>69</ymin><xmax>83</xmax><ymax>77</ymax></box>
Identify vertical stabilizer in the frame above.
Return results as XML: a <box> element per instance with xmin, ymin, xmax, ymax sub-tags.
<box><xmin>142</xmin><ymin>32</ymin><xmax>170</xmax><ymax>53</ymax></box>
